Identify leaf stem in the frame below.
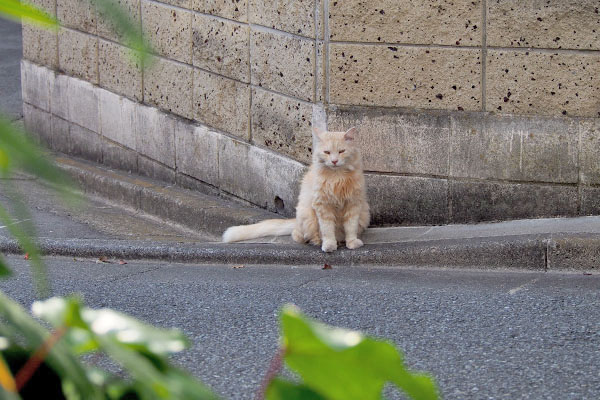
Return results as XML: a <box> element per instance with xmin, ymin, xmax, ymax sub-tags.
<box><xmin>255</xmin><ymin>346</ymin><xmax>286</xmax><ymax>400</ymax></box>
<box><xmin>15</xmin><ymin>326</ymin><xmax>67</xmax><ymax>391</ymax></box>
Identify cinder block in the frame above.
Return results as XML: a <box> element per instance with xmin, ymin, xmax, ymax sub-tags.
<box><xmin>192</xmin><ymin>0</ymin><xmax>247</xmax><ymax>22</ymax></box>
<box><xmin>102</xmin><ymin>140</ymin><xmax>138</xmax><ymax>173</ymax></box>
<box><xmin>58</xmin><ymin>27</ymin><xmax>98</xmax><ymax>84</ymax></box>
<box><xmin>193</xmin><ymin>69</ymin><xmax>250</xmax><ymax>139</ymax></box>
<box><xmin>366</xmin><ymin>174</ymin><xmax>449</xmax><ymax>225</ymax></box>
<box><xmin>175</xmin><ymin>123</ymin><xmax>220</xmax><ymax>186</ymax></box>
<box><xmin>135</xmin><ymin>104</ymin><xmax>176</xmax><ymax>168</ymax></box>
<box><xmin>192</xmin><ymin>14</ymin><xmax>250</xmax><ymax>82</ymax></box>
<box><xmin>488</xmin><ymin>0</ymin><xmax>600</xmax><ymax>50</ymax></box>
<box><xmin>449</xmin><ymin>180</ymin><xmax>578</xmax><ymax>223</ymax></box>
<box><xmin>50</xmin><ymin>73</ymin><xmax>70</xmax><ymax>120</ymax></box>
<box><xmin>249</xmin><ymin>0</ymin><xmax>315</xmax><ymax>37</ymax></box>
<box><xmin>141</xmin><ymin>1</ymin><xmax>192</xmax><ymax>64</ymax></box>
<box><xmin>251</xmin><ymin>88</ymin><xmax>313</xmax><ymax>163</ymax></box>
<box><xmin>450</xmin><ymin>113</ymin><xmax>579</xmax><ymax>183</ymax></box>
<box><xmin>250</xmin><ymin>29</ymin><xmax>315</xmax><ymax>101</ymax></box>
<box><xmin>67</xmin><ymin>77</ymin><xmax>99</xmax><ymax>133</ymax></box>
<box><xmin>486</xmin><ymin>50</ymin><xmax>600</xmax><ymax>118</ymax></box>
<box><xmin>57</xmin><ymin>0</ymin><xmax>97</xmax><ymax>33</ymax></box>
<box><xmin>98</xmin><ymin>88</ymin><xmax>137</xmax><ymax>150</ymax></box>
<box><xmin>329</xmin><ymin>0</ymin><xmax>482</xmax><ymax>46</ymax></box>
<box><xmin>329</xmin><ymin>44</ymin><xmax>482</xmax><ymax>111</ymax></box>
<box><xmin>23</xmin><ymin>103</ymin><xmax>52</xmax><ymax>148</ymax></box>
<box><xmin>28</xmin><ymin>0</ymin><xmax>55</xmax><ymax>15</ymax></box>
<box><xmin>579</xmin><ymin>119</ymin><xmax>600</xmax><ymax>185</ymax></box>
<box><xmin>22</xmin><ymin>25</ymin><xmax>58</xmax><ymax>68</ymax></box>
<box><xmin>69</xmin><ymin>124</ymin><xmax>103</xmax><ymax>163</ymax></box>
<box><xmin>97</xmin><ymin>0</ymin><xmax>141</xmax><ymax>43</ymax></box>
<box><xmin>99</xmin><ymin>39</ymin><xmax>143</xmax><ymax>101</ymax></box>
<box><xmin>137</xmin><ymin>155</ymin><xmax>176</xmax><ymax>183</ymax></box>
<box><xmin>143</xmin><ymin>56</ymin><xmax>194</xmax><ymax>120</ymax></box>
<box><xmin>21</xmin><ymin>60</ymin><xmax>53</xmax><ymax>112</ymax></box>
<box><xmin>580</xmin><ymin>186</ymin><xmax>600</xmax><ymax>216</ymax></box>
<box><xmin>327</xmin><ymin>106</ymin><xmax>451</xmax><ymax>176</ymax></box>
<box><xmin>218</xmin><ymin>135</ymin><xmax>306</xmax><ymax>216</ymax></box>
<box><xmin>51</xmin><ymin>115</ymin><xmax>70</xmax><ymax>154</ymax></box>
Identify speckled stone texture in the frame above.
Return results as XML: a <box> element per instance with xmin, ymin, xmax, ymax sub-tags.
<box><xmin>21</xmin><ymin>0</ymin><xmax>57</xmax><ymax>68</ymax></box>
<box><xmin>192</xmin><ymin>15</ymin><xmax>249</xmax><ymax>82</ymax></box>
<box><xmin>330</xmin><ymin>44</ymin><xmax>482</xmax><ymax>111</ymax></box>
<box><xmin>98</xmin><ymin>40</ymin><xmax>143</xmax><ymax>101</ymax></box>
<box><xmin>193</xmin><ymin>0</ymin><xmax>247</xmax><ymax>22</ymax></box>
<box><xmin>249</xmin><ymin>0</ymin><xmax>315</xmax><ymax>37</ymax></box>
<box><xmin>97</xmin><ymin>0</ymin><xmax>140</xmax><ymax>43</ymax></box>
<box><xmin>142</xmin><ymin>0</ymin><xmax>192</xmax><ymax>64</ymax></box>
<box><xmin>329</xmin><ymin>0</ymin><xmax>482</xmax><ymax>46</ymax></box>
<box><xmin>488</xmin><ymin>0</ymin><xmax>600</xmax><ymax>50</ymax></box>
<box><xmin>250</xmin><ymin>30</ymin><xmax>315</xmax><ymax>101</ymax></box>
<box><xmin>251</xmin><ymin>88</ymin><xmax>313</xmax><ymax>164</ymax></box>
<box><xmin>57</xmin><ymin>0</ymin><xmax>97</xmax><ymax>33</ymax></box>
<box><xmin>193</xmin><ymin>69</ymin><xmax>250</xmax><ymax>139</ymax></box>
<box><xmin>58</xmin><ymin>28</ymin><xmax>98</xmax><ymax>83</ymax></box>
<box><xmin>19</xmin><ymin>0</ymin><xmax>600</xmax><ymax>225</ymax></box>
<box><xmin>143</xmin><ymin>56</ymin><xmax>193</xmax><ymax>119</ymax></box>
<box><xmin>22</xmin><ymin>26</ymin><xmax>58</xmax><ymax>68</ymax></box>
<box><xmin>487</xmin><ymin>50</ymin><xmax>600</xmax><ymax>117</ymax></box>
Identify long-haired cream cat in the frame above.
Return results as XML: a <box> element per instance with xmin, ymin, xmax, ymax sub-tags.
<box><xmin>222</xmin><ymin>127</ymin><xmax>370</xmax><ymax>252</ymax></box>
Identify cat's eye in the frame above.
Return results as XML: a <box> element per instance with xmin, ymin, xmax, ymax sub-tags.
<box><xmin>339</xmin><ymin>149</ymin><xmax>345</xmax><ymax>154</ymax></box>
<box><xmin>324</xmin><ymin>151</ymin><xmax>330</xmax><ymax>155</ymax></box>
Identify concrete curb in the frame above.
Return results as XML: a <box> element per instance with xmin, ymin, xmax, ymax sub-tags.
<box><xmin>2</xmin><ymin>233</ymin><xmax>600</xmax><ymax>271</ymax></box>
<box><xmin>54</xmin><ymin>156</ymin><xmax>278</xmax><ymax>239</ymax></box>
<box><xmin>32</xmin><ymin>154</ymin><xmax>600</xmax><ymax>271</ymax></box>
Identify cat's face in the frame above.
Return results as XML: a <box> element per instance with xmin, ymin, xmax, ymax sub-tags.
<box><xmin>313</xmin><ymin>127</ymin><xmax>358</xmax><ymax>170</ymax></box>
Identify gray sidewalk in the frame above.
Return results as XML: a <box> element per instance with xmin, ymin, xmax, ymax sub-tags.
<box><xmin>1</xmin><ymin>154</ymin><xmax>599</xmax><ymax>271</ymax></box>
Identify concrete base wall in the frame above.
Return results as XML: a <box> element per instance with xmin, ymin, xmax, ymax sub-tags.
<box><xmin>22</xmin><ymin>60</ymin><xmax>600</xmax><ymax>225</ymax></box>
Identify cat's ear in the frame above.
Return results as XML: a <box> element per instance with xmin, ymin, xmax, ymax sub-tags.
<box><xmin>344</xmin><ymin>127</ymin><xmax>357</xmax><ymax>141</ymax></box>
<box><xmin>313</xmin><ymin>127</ymin><xmax>326</xmax><ymax>141</ymax></box>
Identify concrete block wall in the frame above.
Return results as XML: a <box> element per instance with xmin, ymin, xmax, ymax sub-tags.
<box><xmin>21</xmin><ymin>0</ymin><xmax>600</xmax><ymax>224</ymax></box>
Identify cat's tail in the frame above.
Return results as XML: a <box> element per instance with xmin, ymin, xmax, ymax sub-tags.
<box><xmin>222</xmin><ymin>218</ymin><xmax>296</xmax><ymax>243</ymax></box>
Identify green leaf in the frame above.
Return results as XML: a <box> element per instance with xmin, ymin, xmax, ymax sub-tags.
<box><xmin>33</xmin><ymin>297</ymin><xmax>190</xmax><ymax>356</ymax></box>
<box><xmin>0</xmin><ymin>0</ymin><xmax>58</xmax><ymax>28</ymax></box>
<box><xmin>0</xmin><ymin>291</ymin><xmax>103</xmax><ymax>399</ymax></box>
<box><xmin>0</xmin><ymin>115</ymin><xmax>82</xmax><ymax>295</ymax></box>
<box><xmin>0</xmin><ymin>115</ymin><xmax>78</xmax><ymax>203</ymax></box>
<box><xmin>0</xmin><ymin>255</ymin><xmax>12</xmax><ymax>278</ymax></box>
<box><xmin>280</xmin><ymin>305</ymin><xmax>439</xmax><ymax>400</ymax></box>
<box><xmin>0</xmin><ymin>197</ymin><xmax>47</xmax><ymax>296</ymax></box>
<box><xmin>266</xmin><ymin>378</ymin><xmax>327</xmax><ymax>400</ymax></box>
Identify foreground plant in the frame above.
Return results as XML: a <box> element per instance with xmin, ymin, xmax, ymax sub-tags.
<box><xmin>0</xmin><ymin>291</ymin><xmax>438</xmax><ymax>399</ymax></box>
<box><xmin>265</xmin><ymin>306</ymin><xmax>438</xmax><ymax>400</ymax></box>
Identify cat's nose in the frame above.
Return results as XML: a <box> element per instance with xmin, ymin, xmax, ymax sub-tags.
<box><xmin>332</xmin><ymin>160</ymin><xmax>338</xmax><ymax>165</ymax></box>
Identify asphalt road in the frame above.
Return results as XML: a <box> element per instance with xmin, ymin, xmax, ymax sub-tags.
<box><xmin>1</xmin><ymin>255</ymin><xmax>599</xmax><ymax>399</ymax></box>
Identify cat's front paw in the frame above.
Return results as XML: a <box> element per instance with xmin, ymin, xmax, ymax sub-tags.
<box><xmin>321</xmin><ymin>239</ymin><xmax>337</xmax><ymax>253</ymax></box>
<box><xmin>346</xmin><ymin>238</ymin><xmax>364</xmax><ymax>250</ymax></box>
